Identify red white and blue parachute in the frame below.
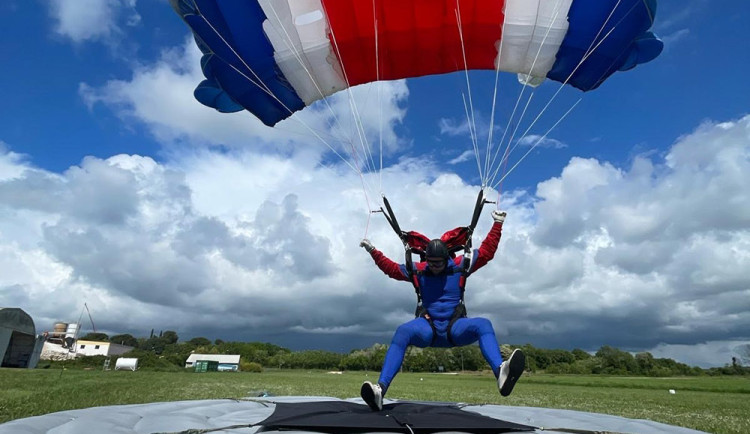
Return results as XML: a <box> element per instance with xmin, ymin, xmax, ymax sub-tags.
<box><xmin>170</xmin><ymin>0</ymin><xmax>662</xmax><ymax>127</ymax></box>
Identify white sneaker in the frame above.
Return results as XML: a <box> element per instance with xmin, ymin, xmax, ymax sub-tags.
<box><xmin>498</xmin><ymin>349</ymin><xmax>525</xmax><ymax>397</ymax></box>
<box><xmin>360</xmin><ymin>381</ymin><xmax>383</xmax><ymax>411</ymax></box>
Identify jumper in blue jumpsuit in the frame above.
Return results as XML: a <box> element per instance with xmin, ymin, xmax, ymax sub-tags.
<box><xmin>367</xmin><ymin>221</ymin><xmax>505</xmax><ymax>391</ymax></box>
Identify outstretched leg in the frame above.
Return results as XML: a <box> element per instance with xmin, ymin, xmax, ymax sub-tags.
<box><xmin>361</xmin><ymin>317</ymin><xmax>433</xmax><ymax>410</ymax></box>
<box><xmin>449</xmin><ymin>317</ymin><xmax>504</xmax><ymax>376</ymax></box>
<box><xmin>450</xmin><ymin>317</ymin><xmax>525</xmax><ymax>396</ymax></box>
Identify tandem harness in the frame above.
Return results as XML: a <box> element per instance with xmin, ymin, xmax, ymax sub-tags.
<box><xmin>377</xmin><ymin>190</ymin><xmax>493</xmax><ymax>345</ymax></box>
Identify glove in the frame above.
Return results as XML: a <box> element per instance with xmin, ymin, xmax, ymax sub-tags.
<box><xmin>360</xmin><ymin>238</ymin><xmax>375</xmax><ymax>253</ymax></box>
<box><xmin>492</xmin><ymin>210</ymin><xmax>507</xmax><ymax>223</ymax></box>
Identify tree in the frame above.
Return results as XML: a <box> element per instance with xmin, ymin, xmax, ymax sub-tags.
<box><xmin>572</xmin><ymin>348</ymin><xmax>592</xmax><ymax>361</ymax></box>
<box><xmin>188</xmin><ymin>337</ymin><xmax>212</xmax><ymax>347</ymax></box>
<box><xmin>162</xmin><ymin>330</ymin><xmax>179</xmax><ymax>344</ymax></box>
<box><xmin>594</xmin><ymin>346</ymin><xmax>637</xmax><ymax>374</ymax></box>
<box><xmin>80</xmin><ymin>332</ymin><xmax>109</xmax><ymax>341</ymax></box>
<box><xmin>732</xmin><ymin>343</ymin><xmax>750</xmax><ymax>366</ymax></box>
<box><xmin>110</xmin><ymin>334</ymin><xmax>138</xmax><ymax>347</ymax></box>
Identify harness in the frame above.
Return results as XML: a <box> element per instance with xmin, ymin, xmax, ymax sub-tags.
<box><xmin>379</xmin><ymin>190</ymin><xmax>492</xmax><ymax>345</ymax></box>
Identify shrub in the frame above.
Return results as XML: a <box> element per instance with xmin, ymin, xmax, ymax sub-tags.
<box><xmin>241</xmin><ymin>361</ymin><xmax>263</xmax><ymax>372</ymax></box>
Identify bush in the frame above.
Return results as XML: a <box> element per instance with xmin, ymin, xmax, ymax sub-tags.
<box><xmin>241</xmin><ymin>361</ymin><xmax>263</xmax><ymax>372</ymax></box>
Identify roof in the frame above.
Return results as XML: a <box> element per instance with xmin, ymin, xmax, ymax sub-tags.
<box><xmin>0</xmin><ymin>308</ymin><xmax>35</xmax><ymax>335</ymax></box>
<box><xmin>76</xmin><ymin>340</ymin><xmax>110</xmax><ymax>345</ymax></box>
<box><xmin>185</xmin><ymin>353</ymin><xmax>241</xmax><ymax>364</ymax></box>
<box><xmin>0</xmin><ymin>396</ymin><xmax>708</xmax><ymax>434</ymax></box>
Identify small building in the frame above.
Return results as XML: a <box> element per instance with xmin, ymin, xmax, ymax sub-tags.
<box><xmin>0</xmin><ymin>307</ymin><xmax>45</xmax><ymax>369</ymax></box>
<box><xmin>75</xmin><ymin>340</ymin><xmax>134</xmax><ymax>357</ymax></box>
<box><xmin>185</xmin><ymin>353</ymin><xmax>241</xmax><ymax>371</ymax></box>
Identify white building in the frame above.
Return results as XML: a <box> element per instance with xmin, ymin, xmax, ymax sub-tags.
<box><xmin>185</xmin><ymin>353</ymin><xmax>241</xmax><ymax>371</ymax></box>
<box><xmin>75</xmin><ymin>340</ymin><xmax>134</xmax><ymax>357</ymax></box>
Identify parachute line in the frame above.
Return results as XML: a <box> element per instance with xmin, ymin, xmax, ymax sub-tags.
<box><xmin>493</xmin><ymin>98</ymin><xmax>581</xmax><ymax>189</ymax></box>
<box><xmin>193</xmin><ymin>4</ymin><xmax>393</xmax><ymax>210</ymax></box>
<box><xmin>488</xmin><ymin>0</ymin><xmax>640</xmax><ymax>189</ymax></box>
<box><xmin>322</xmin><ymin>1</ymin><xmax>383</xmax><ymax>204</ymax></box>
<box><xmin>455</xmin><ymin>2</ymin><xmax>483</xmax><ymax>183</ymax></box>
<box><xmin>486</xmin><ymin>0</ymin><xmax>568</xmax><ymax>188</ymax></box>
<box><xmin>263</xmin><ymin>3</ymin><xmax>353</xmax><ymax>143</ymax></box>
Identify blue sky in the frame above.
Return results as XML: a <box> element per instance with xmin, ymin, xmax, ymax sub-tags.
<box><xmin>1</xmin><ymin>0</ymin><xmax>749</xmax><ymax>368</ymax></box>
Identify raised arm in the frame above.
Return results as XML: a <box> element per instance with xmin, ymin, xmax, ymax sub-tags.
<box><xmin>469</xmin><ymin>210</ymin><xmax>506</xmax><ymax>273</ymax></box>
<box><xmin>360</xmin><ymin>239</ymin><xmax>410</xmax><ymax>282</ymax></box>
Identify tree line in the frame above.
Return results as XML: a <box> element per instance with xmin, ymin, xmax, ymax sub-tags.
<box><xmin>72</xmin><ymin>331</ymin><xmax>750</xmax><ymax>376</ymax></box>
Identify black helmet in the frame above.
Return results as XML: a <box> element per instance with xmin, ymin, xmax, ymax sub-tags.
<box><xmin>425</xmin><ymin>239</ymin><xmax>449</xmax><ymax>259</ymax></box>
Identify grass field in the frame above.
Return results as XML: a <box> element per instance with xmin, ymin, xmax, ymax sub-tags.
<box><xmin>1</xmin><ymin>368</ymin><xmax>748</xmax><ymax>433</ymax></box>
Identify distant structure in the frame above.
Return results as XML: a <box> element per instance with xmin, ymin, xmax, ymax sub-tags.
<box><xmin>185</xmin><ymin>353</ymin><xmax>241</xmax><ymax>371</ymax></box>
<box><xmin>40</xmin><ymin>318</ymin><xmax>134</xmax><ymax>361</ymax></box>
<box><xmin>0</xmin><ymin>307</ymin><xmax>45</xmax><ymax>368</ymax></box>
<box><xmin>115</xmin><ymin>357</ymin><xmax>138</xmax><ymax>371</ymax></box>
<box><xmin>75</xmin><ymin>340</ymin><xmax>134</xmax><ymax>357</ymax></box>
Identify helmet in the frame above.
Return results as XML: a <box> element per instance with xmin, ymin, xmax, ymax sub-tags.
<box><xmin>425</xmin><ymin>239</ymin><xmax>449</xmax><ymax>259</ymax></box>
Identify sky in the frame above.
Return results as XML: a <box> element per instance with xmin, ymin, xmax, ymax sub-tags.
<box><xmin>0</xmin><ymin>0</ymin><xmax>748</xmax><ymax>369</ymax></box>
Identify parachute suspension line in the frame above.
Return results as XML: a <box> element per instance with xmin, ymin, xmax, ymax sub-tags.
<box><xmin>485</xmin><ymin>0</ymin><xmax>546</xmax><ymax>187</ymax></box>
<box><xmin>312</xmin><ymin>1</ymin><xmax>385</xmax><ymax>211</ymax></box>
<box><xmin>323</xmin><ymin>1</ymin><xmax>377</xmax><ymax>169</ymax></box>
<box><xmin>489</xmin><ymin>0</ymin><xmax>632</xmax><ymax>189</ymax></box>
<box><xmin>264</xmin><ymin>2</ymin><xmax>385</xmax><ymax>217</ymax></box>
<box><xmin>487</xmin><ymin>91</ymin><xmax>536</xmax><ymax>188</ymax></box>
<box><xmin>492</xmin><ymin>98</ymin><xmax>581</xmax><ymax>189</ymax></box>
<box><xmin>264</xmin><ymin>3</ymin><xmax>355</xmax><ymax>145</ymax></box>
<box><xmin>486</xmin><ymin>0</ymin><xmax>567</xmax><ymax>187</ymax></box>
<box><xmin>483</xmin><ymin>13</ymin><xmax>510</xmax><ymax>189</ymax></box>
<box><xmin>455</xmin><ymin>2</ymin><xmax>484</xmax><ymax>183</ymax></box>
<box><xmin>192</xmin><ymin>6</ymin><xmax>372</xmax><ymax>180</ymax></box>
<box><xmin>374</xmin><ymin>0</ymin><xmax>384</xmax><ymax>197</ymax></box>
<box><xmin>640</xmin><ymin>0</ymin><xmax>655</xmax><ymax>24</ymax></box>
<box><xmin>461</xmin><ymin>93</ymin><xmax>484</xmax><ymax>183</ymax></box>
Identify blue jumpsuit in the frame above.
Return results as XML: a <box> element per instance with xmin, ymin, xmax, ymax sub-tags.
<box><xmin>368</xmin><ymin>222</ymin><xmax>505</xmax><ymax>392</ymax></box>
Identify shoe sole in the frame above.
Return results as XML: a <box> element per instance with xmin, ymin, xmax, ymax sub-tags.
<box><xmin>500</xmin><ymin>349</ymin><xmax>525</xmax><ymax>397</ymax></box>
<box><xmin>360</xmin><ymin>382</ymin><xmax>381</xmax><ymax>411</ymax></box>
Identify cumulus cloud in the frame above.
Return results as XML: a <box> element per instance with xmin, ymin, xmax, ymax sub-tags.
<box><xmin>79</xmin><ymin>37</ymin><xmax>409</xmax><ymax>180</ymax></box>
<box><xmin>0</xmin><ymin>141</ymin><xmax>31</xmax><ymax>181</ymax></box>
<box><xmin>49</xmin><ymin>0</ymin><xmax>140</xmax><ymax>44</ymax></box>
<box><xmin>3</xmin><ymin>115</ymin><xmax>749</xmax><ymax>367</ymax></box>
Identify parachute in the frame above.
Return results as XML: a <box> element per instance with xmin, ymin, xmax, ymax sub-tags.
<box><xmin>170</xmin><ymin>0</ymin><xmax>662</xmax><ymax>127</ymax></box>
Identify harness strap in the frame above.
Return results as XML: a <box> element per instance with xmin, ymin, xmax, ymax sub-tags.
<box><xmin>415</xmin><ymin>305</ymin><xmax>439</xmax><ymax>346</ymax></box>
<box><xmin>447</xmin><ymin>302</ymin><xmax>468</xmax><ymax>346</ymax></box>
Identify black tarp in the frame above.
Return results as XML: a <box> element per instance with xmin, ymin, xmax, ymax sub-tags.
<box><xmin>258</xmin><ymin>401</ymin><xmax>537</xmax><ymax>433</ymax></box>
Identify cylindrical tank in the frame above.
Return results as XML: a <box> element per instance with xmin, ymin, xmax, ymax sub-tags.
<box><xmin>65</xmin><ymin>323</ymin><xmax>79</xmax><ymax>339</ymax></box>
<box><xmin>54</xmin><ymin>322</ymin><xmax>68</xmax><ymax>334</ymax></box>
<box><xmin>115</xmin><ymin>358</ymin><xmax>138</xmax><ymax>371</ymax></box>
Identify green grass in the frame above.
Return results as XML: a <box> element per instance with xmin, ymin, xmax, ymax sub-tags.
<box><xmin>1</xmin><ymin>368</ymin><xmax>748</xmax><ymax>433</ymax></box>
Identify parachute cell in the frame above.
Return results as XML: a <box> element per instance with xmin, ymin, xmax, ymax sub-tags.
<box><xmin>171</xmin><ymin>0</ymin><xmax>663</xmax><ymax>126</ymax></box>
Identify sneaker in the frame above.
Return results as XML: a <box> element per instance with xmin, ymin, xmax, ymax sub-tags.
<box><xmin>360</xmin><ymin>381</ymin><xmax>383</xmax><ymax>411</ymax></box>
<box><xmin>497</xmin><ymin>349</ymin><xmax>525</xmax><ymax>397</ymax></box>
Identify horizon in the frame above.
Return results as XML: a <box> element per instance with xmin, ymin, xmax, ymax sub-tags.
<box><xmin>1</xmin><ymin>1</ymin><xmax>749</xmax><ymax>371</ymax></box>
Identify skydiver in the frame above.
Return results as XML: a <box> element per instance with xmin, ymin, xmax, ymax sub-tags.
<box><xmin>358</xmin><ymin>209</ymin><xmax>525</xmax><ymax>411</ymax></box>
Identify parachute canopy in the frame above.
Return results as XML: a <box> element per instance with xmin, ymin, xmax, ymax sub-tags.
<box><xmin>171</xmin><ymin>0</ymin><xmax>662</xmax><ymax>126</ymax></box>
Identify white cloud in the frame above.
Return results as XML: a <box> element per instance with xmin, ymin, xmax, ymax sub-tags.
<box><xmin>661</xmin><ymin>28</ymin><xmax>690</xmax><ymax>49</ymax></box>
<box><xmin>2</xmin><ymin>114</ymin><xmax>749</xmax><ymax>367</ymax></box>
<box><xmin>49</xmin><ymin>0</ymin><xmax>140</xmax><ymax>44</ymax></box>
<box><xmin>518</xmin><ymin>134</ymin><xmax>567</xmax><ymax>150</ymax></box>
<box><xmin>79</xmin><ymin>37</ymin><xmax>409</xmax><ymax>180</ymax></box>
<box><xmin>0</xmin><ymin>141</ymin><xmax>30</xmax><ymax>181</ymax></box>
